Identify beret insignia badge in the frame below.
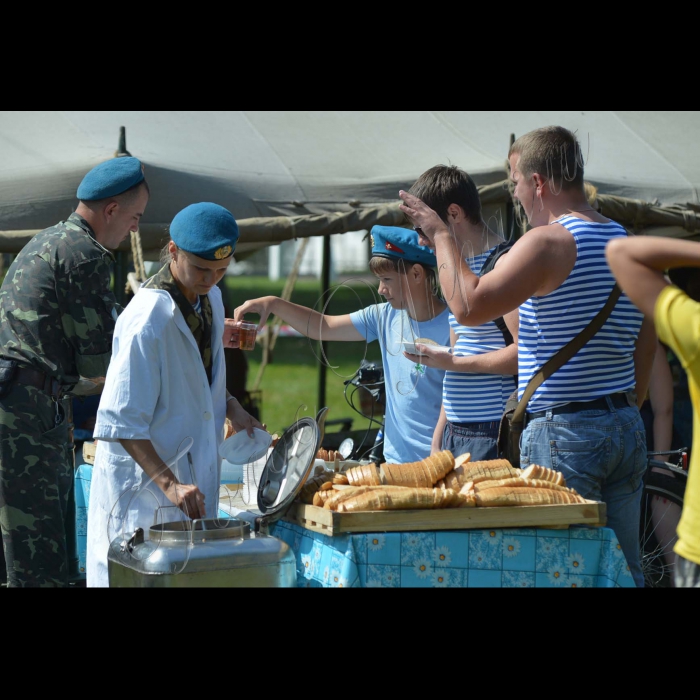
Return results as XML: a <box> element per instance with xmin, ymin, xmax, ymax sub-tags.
<box><xmin>214</xmin><ymin>245</ymin><xmax>233</xmax><ymax>259</ymax></box>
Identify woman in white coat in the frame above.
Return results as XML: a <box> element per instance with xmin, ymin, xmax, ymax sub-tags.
<box><xmin>86</xmin><ymin>202</ymin><xmax>264</xmax><ymax>587</ymax></box>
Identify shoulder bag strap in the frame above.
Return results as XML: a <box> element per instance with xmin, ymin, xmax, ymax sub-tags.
<box><xmin>511</xmin><ymin>283</ymin><xmax>622</xmax><ymax>423</ymax></box>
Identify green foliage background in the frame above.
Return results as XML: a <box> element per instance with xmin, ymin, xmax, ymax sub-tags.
<box><xmin>221</xmin><ymin>275</ymin><xmax>384</xmax><ymax>438</ymax></box>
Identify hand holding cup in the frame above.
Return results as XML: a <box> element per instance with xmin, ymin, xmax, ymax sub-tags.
<box><xmin>223</xmin><ymin>318</ymin><xmax>258</xmax><ymax>350</ymax></box>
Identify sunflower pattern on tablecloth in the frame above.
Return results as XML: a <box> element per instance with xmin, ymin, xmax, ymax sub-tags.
<box><xmin>269</xmin><ymin>520</ymin><xmax>635</xmax><ymax>588</ymax></box>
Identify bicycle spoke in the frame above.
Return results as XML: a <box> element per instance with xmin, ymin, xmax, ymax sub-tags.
<box><xmin>639</xmin><ymin>457</ymin><xmax>687</xmax><ymax>588</ymax></box>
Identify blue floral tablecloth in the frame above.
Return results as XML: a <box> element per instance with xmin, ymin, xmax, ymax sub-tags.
<box><xmin>270</xmin><ymin>520</ymin><xmax>636</xmax><ymax>588</ymax></box>
<box><xmin>76</xmin><ymin>461</ymin><xmax>634</xmax><ymax>588</ymax></box>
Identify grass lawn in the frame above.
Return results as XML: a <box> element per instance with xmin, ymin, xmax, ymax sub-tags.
<box><xmin>221</xmin><ymin>276</ymin><xmax>384</xmax><ymax>438</ymax></box>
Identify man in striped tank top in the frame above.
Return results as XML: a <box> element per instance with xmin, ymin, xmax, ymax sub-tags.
<box><xmin>402</xmin><ymin>165</ymin><xmax>518</xmax><ymax>462</ymax></box>
<box><xmin>399</xmin><ymin>126</ymin><xmax>657</xmax><ymax>587</ymax></box>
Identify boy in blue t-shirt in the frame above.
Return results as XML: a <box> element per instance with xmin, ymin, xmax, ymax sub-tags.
<box><xmin>232</xmin><ymin>225</ymin><xmax>450</xmax><ymax>464</ymax></box>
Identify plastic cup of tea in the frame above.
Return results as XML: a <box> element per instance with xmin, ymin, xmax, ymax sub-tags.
<box><xmin>238</xmin><ymin>322</ymin><xmax>257</xmax><ymax>351</ymax></box>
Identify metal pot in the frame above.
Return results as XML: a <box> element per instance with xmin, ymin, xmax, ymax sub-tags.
<box><xmin>108</xmin><ymin>414</ymin><xmax>323</xmax><ymax>587</ymax></box>
<box><xmin>108</xmin><ymin>518</ymin><xmax>296</xmax><ymax>588</ymax></box>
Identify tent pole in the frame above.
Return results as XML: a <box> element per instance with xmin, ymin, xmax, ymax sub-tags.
<box><xmin>116</xmin><ymin>126</ymin><xmax>132</xmax><ymax>157</ymax></box>
<box><xmin>317</xmin><ymin>234</ymin><xmax>331</xmax><ymax>412</ymax></box>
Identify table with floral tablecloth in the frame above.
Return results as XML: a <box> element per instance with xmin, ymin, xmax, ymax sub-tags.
<box><xmin>270</xmin><ymin>520</ymin><xmax>635</xmax><ymax>588</ymax></box>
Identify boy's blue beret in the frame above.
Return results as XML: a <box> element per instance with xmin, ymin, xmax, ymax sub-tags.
<box><xmin>370</xmin><ymin>225</ymin><xmax>436</xmax><ymax>267</ymax></box>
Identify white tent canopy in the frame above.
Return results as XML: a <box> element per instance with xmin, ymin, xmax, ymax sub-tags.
<box><xmin>2</xmin><ymin>111</ymin><xmax>700</xmax><ymax>257</ymax></box>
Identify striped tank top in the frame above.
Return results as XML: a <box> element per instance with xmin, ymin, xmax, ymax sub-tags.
<box><xmin>443</xmin><ymin>247</ymin><xmax>517</xmax><ymax>423</ymax></box>
<box><xmin>518</xmin><ymin>215</ymin><xmax>643</xmax><ymax>412</ymax></box>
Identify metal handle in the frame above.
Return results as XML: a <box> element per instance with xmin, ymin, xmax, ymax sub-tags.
<box><xmin>121</xmin><ymin>527</ymin><xmax>144</xmax><ymax>553</ymax></box>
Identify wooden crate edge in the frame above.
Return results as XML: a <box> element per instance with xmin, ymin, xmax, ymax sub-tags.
<box><xmin>283</xmin><ymin>500</ymin><xmax>606</xmax><ymax>535</ymax></box>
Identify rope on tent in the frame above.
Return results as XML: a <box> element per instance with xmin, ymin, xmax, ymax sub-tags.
<box><xmin>251</xmin><ymin>237</ymin><xmax>310</xmax><ymax>392</ymax></box>
<box><xmin>125</xmin><ymin>229</ymin><xmax>147</xmax><ymax>296</ymax></box>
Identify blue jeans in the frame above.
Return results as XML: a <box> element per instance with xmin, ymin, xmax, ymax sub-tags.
<box><xmin>520</xmin><ymin>400</ymin><xmax>647</xmax><ymax>588</ymax></box>
<box><xmin>443</xmin><ymin>420</ymin><xmax>500</xmax><ymax>463</ymax></box>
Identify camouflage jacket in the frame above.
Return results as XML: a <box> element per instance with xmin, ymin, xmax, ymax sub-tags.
<box><xmin>0</xmin><ymin>213</ymin><xmax>120</xmax><ymax>389</ymax></box>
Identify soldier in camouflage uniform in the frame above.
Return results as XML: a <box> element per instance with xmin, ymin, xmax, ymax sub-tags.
<box><xmin>0</xmin><ymin>157</ymin><xmax>149</xmax><ymax>587</ymax></box>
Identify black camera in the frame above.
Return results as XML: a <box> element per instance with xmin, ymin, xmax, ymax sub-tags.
<box><xmin>347</xmin><ymin>359</ymin><xmax>385</xmax><ymax>408</ymax></box>
<box><xmin>355</xmin><ymin>359</ymin><xmax>384</xmax><ymax>385</ymax></box>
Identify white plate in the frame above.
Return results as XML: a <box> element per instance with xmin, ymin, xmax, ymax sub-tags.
<box><xmin>402</xmin><ymin>341</ymin><xmax>451</xmax><ymax>355</ymax></box>
<box><xmin>218</xmin><ymin>428</ymin><xmax>272</xmax><ymax>465</ymax></box>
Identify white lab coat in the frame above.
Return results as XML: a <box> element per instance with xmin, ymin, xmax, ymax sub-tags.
<box><xmin>86</xmin><ymin>286</ymin><xmax>227</xmax><ymax>587</ymax></box>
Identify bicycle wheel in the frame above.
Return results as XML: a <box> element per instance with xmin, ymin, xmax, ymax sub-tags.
<box><xmin>639</xmin><ymin>462</ymin><xmax>687</xmax><ymax>588</ymax></box>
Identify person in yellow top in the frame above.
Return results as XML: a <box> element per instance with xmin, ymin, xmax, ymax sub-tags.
<box><xmin>606</xmin><ymin>236</ymin><xmax>700</xmax><ymax>587</ymax></box>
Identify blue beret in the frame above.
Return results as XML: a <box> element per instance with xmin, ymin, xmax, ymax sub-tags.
<box><xmin>370</xmin><ymin>225</ymin><xmax>436</xmax><ymax>267</ymax></box>
<box><xmin>77</xmin><ymin>156</ymin><xmax>145</xmax><ymax>200</ymax></box>
<box><xmin>170</xmin><ymin>202</ymin><xmax>239</xmax><ymax>260</ymax></box>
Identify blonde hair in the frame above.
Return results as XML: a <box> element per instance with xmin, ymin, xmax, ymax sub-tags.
<box><xmin>509</xmin><ymin>126</ymin><xmax>584</xmax><ymax>191</ymax></box>
<box><xmin>584</xmin><ymin>181</ymin><xmax>600</xmax><ymax>211</ymax></box>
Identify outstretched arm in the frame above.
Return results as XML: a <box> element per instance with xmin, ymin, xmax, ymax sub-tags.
<box><xmin>231</xmin><ymin>296</ymin><xmax>364</xmax><ymax>342</ymax></box>
<box><xmin>606</xmin><ymin>236</ymin><xmax>700</xmax><ymax>317</ymax></box>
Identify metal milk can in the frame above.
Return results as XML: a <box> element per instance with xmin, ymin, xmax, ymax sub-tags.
<box><xmin>108</xmin><ymin>415</ymin><xmax>323</xmax><ymax>587</ymax></box>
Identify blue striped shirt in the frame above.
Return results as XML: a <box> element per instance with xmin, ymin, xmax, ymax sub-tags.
<box><xmin>518</xmin><ymin>216</ymin><xmax>643</xmax><ymax>412</ymax></box>
<box><xmin>444</xmin><ymin>248</ymin><xmax>517</xmax><ymax>422</ymax></box>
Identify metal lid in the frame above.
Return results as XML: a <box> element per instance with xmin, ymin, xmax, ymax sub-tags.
<box><xmin>257</xmin><ymin>415</ymin><xmax>321</xmax><ymax>519</ymax></box>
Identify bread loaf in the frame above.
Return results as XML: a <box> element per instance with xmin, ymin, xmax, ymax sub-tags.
<box><xmin>380</xmin><ymin>450</ymin><xmax>455</xmax><ymax>488</ymax></box>
<box><xmin>474</xmin><ymin>487</ymin><xmax>587</xmax><ymax>507</ymax></box>
<box><xmin>460</xmin><ymin>459</ymin><xmax>521</xmax><ymax>484</ymax></box>
<box><xmin>322</xmin><ymin>485</ymin><xmax>391</xmax><ymax>511</ymax></box>
<box><xmin>336</xmin><ymin>486</ymin><xmax>461</xmax><ymax>512</ymax></box>
<box><xmin>299</xmin><ymin>473</ymin><xmax>334</xmax><ymax>503</ymax></box>
<box><xmin>316</xmin><ymin>448</ymin><xmax>342</xmax><ymax>462</ymax></box>
<box><xmin>313</xmin><ymin>489</ymin><xmax>338</xmax><ymax>507</ymax></box>
<box><xmin>346</xmin><ymin>462</ymin><xmax>381</xmax><ymax>486</ymax></box>
<box><xmin>458</xmin><ymin>489</ymin><xmax>477</xmax><ymax>507</ymax></box>
<box><xmin>454</xmin><ymin>452</ymin><xmax>472</xmax><ymax>468</ymax></box>
<box><xmin>474</xmin><ymin>477</ymin><xmax>577</xmax><ymax>493</ymax></box>
<box><xmin>521</xmin><ymin>464</ymin><xmax>566</xmax><ymax>486</ymax></box>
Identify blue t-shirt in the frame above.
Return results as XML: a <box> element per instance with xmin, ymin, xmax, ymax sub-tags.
<box><xmin>350</xmin><ymin>303</ymin><xmax>450</xmax><ymax>463</ymax></box>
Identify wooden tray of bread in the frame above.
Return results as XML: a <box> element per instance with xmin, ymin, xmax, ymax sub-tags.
<box><xmin>284</xmin><ymin>500</ymin><xmax>606</xmax><ymax>536</ymax></box>
<box><xmin>284</xmin><ymin>451</ymin><xmax>607</xmax><ymax>536</ymax></box>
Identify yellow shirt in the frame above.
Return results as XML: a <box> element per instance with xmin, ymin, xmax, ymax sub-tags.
<box><xmin>655</xmin><ymin>285</ymin><xmax>700</xmax><ymax>565</ymax></box>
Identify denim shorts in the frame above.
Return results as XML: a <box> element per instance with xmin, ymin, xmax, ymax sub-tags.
<box><xmin>520</xmin><ymin>401</ymin><xmax>647</xmax><ymax>588</ymax></box>
<box><xmin>442</xmin><ymin>420</ymin><xmax>500</xmax><ymax>463</ymax></box>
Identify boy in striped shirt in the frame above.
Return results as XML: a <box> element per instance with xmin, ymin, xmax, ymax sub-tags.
<box><xmin>402</xmin><ymin>165</ymin><xmax>518</xmax><ymax>462</ymax></box>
